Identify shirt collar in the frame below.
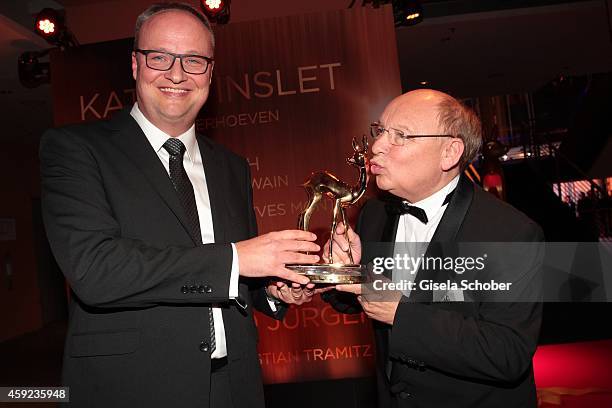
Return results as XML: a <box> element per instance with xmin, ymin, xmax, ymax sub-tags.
<box><xmin>412</xmin><ymin>175</ymin><xmax>460</xmax><ymax>223</ymax></box>
<box><xmin>130</xmin><ymin>102</ymin><xmax>197</xmax><ymax>163</ymax></box>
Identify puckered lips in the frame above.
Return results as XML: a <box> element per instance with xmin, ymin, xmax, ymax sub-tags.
<box><xmin>369</xmin><ymin>159</ymin><xmax>384</xmax><ymax>175</ymax></box>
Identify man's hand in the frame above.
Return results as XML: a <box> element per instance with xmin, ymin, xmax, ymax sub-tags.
<box><xmin>322</xmin><ymin>222</ymin><xmax>362</xmax><ymax>264</ymax></box>
<box><xmin>266</xmin><ymin>281</ymin><xmax>316</xmax><ymax>305</ymax></box>
<box><xmin>335</xmin><ymin>283</ymin><xmax>402</xmax><ymax>325</ymax></box>
<box><xmin>236</xmin><ymin>230</ymin><xmax>319</xmax><ymax>285</ymax></box>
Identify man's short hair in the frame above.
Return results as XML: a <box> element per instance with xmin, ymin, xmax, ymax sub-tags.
<box><xmin>134</xmin><ymin>2</ymin><xmax>215</xmax><ymax>50</ymax></box>
<box><xmin>437</xmin><ymin>95</ymin><xmax>482</xmax><ymax>169</ymax></box>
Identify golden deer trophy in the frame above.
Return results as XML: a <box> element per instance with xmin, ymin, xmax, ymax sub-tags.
<box><xmin>288</xmin><ymin>135</ymin><xmax>369</xmax><ymax>284</ymax></box>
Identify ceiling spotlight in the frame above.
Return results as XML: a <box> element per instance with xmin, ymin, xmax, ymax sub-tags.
<box><xmin>406</xmin><ymin>12</ymin><xmax>420</xmax><ymax>21</ymax></box>
<box><xmin>38</xmin><ymin>18</ymin><xmax>55</xmax><ymax>35</ymax></box>
<box><xmin>200</xmin><ymin>0</ymin><xmax>231</xmax><ymax>24</ymax></box>
<box><xmin>34</xmin><ymin>9</ymin><xmax>63</xmax><ymax>44</ymax></box>
<box><xmin>33</xmin><ymin>8</ymin><xmax>78</xmax><ymax>47</ymax></box>
<box><xmin>393</xmin><ymin>0</ymin><xmax>423</xmax><ymax>27</ymax></box>
<box><xmin>18</xmin><ymin>50</ymin><xmax>50</xmax><ymax>88</ymax></box>
<box><xmin>350</xmin><ymin>1</ymin><xmax>424</xmax><ymax>27</ymax></box>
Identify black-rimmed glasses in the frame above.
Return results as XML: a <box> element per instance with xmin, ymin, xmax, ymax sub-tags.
<box><xmin>370</xmin><ymin>122</ymin><xmax>456</xmax><ymax>146</ymax></box>
<box><xmin>134</xmin><ymin>49</ymin><xmax>214</xmax><ymax>75</ymax></box>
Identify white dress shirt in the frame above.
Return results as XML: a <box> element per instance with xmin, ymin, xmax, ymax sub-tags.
<box><xmin>131</xmin><ymin>103</ymin><xmax>239</xmax><ymax>359</ymax></box>
<box><xmin>392</xmin><ymin>175</ymin><xmax>460</xmax><ymax>296</ymax></box>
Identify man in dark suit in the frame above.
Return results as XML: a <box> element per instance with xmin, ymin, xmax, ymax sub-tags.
<box><xmin>324</xmin><ymin>89</ymin><xmax>544</xmax><ymax>407</ymax></box>
<box><xmin>40</xmin><ymin>3</ymin><xmax>318</xmax><ymax>407</ymax></box>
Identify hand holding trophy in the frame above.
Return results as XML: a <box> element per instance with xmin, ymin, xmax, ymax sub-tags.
<box><xmin>287</xmin><ymin>135</ymin><xmax>369</xmax><ymax>284</ymax></box>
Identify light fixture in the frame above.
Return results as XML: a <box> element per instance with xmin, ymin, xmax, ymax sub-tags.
<box><xmin>33</xmin><ymin>8</ymin><xmax>78</xmax><ymax>47</ymax></box>
<box><xmin>393</xmin><ymin>0</ymin><xmax>423</xmax><ymax>27</ymax></box>
<box><xmin>200</xmin><ymin>0</ymin><xmax>231</xmax><ymax>24</ymax></box>
<box><xmin>348</xmin><ymin>0</ymin><xmax>423</xmax><ymax>27</ymax></box>
<box><xmin>18</xmin><ymin>50</ymin><xmax>50</xmax><ymax>88</ymax></box>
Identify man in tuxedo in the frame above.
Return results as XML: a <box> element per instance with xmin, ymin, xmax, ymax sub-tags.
<box><xmin>40</xmin><ymin>3</ymin><xmax>318</xmax><ymax>407</ymax></box>
<box><xmin>325</xmin><ymin>89</ymin><xmax>544</xmax><ymax>407</ymax></box>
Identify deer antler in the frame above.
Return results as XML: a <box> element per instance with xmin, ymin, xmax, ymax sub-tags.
<box><xmin>351</xmin><ymin>135</ymin><xmax>369</xmax><ymax>153</ymax></box>
<box><xmin>361</xmin><ymin>134</ymin><xmax>368</xmax><ymax>153</ymax></box>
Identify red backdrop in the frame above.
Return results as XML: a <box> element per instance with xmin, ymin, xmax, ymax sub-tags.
<box><xmin>49</xmin><ymin>6</ymin><xmax>402</xmax><ymax>383</ymax></box>
<box><xmin>534</xmin><ymin>340</ymin><xmax>612</xmax><ymax>407</ymax></box>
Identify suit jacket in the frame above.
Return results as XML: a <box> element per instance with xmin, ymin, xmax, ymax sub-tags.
<box><xmin>325</xmin><ymin>174</ymin><xmax>544</xmax><ymax>408</ymax></box>
<box><xmin>40</xmin><ymin>109</ymin><xmax>275</xmax><ymax>408</ymax></box>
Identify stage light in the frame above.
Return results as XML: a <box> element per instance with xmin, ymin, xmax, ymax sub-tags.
<box><xmin>349</xmin><ymin>0</ymin><xmax>424</xmax><ymax>27</ymax></box>
<box><xmin>38</xmin><ymin>19</ymin><xmax>55</xmax><ymax>35</ymax></box>
<box><xmin>393</xmin><ymin>0</ymin><xmax>423</xmax><ymax>27</ymax></box>
<box><xmin>34</xmin><ymin>9</ymin><xmax>64</xmax><ymax>44</ymax></box>
<box><xmin>18</xmin><ymin>50</ymin><xmax>50</xmax><ymax>88</ymax></box>
<box><xmin>200</xmin><ymin>0</ymin><xmax>231</xmax><ymax>24</ymax></box>
<box><xmin>33</xmin><ymin>8</ymin><xmax>78</xmax><ymax>47</ymax></box>
<box><xmin>204</xmin><ymin>0</ymin><xmax>222</xmax><ymax>10</ymax></box>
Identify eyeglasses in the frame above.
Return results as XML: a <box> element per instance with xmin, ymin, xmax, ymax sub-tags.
<box><xmin>370</xmin><ymin>122</ymin><xmax>456</xmax><ymax>146</ymax></box>
<box><xmin>134</xmin><ymin>49</ymin><xmax>214</xmax><ymax>75</ymax></box>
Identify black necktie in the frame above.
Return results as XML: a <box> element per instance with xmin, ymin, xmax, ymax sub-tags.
<box><xmin>385</xmin><ymin>190</ymin><xmax>455</xmax><ymax>224</ymax></box>
<box><xmin>163</xmin><ymin>138</ymin><xmax>215</xmax><ymax>354</ymax></box>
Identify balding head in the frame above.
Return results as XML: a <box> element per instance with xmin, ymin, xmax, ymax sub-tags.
<box><xmin>134</xmin><ymin>2</ymin><xmax>215</xmax><ymax>50</ymax></box>
<box><xmin>370</xmin><ymin>89</ymin><xmax>481</xmax><ymax>202</ymax></box>
<box><xmin>384</xmin><ymin>89</ymin><xmax>481</xmax><ymax>168</ymax></box>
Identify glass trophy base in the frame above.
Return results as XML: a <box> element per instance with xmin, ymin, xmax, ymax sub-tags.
<box><xmin>286</xmin><ymin>263</ymin><xmax>366</xmax><ymax>284</ymax></box>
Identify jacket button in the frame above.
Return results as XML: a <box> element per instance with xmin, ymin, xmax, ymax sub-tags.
<box><xmin>190</xmin><ymin>285</ymin><xmax>198</xmax><ymax>294</ymax></box>
<box><xmin>181</xmin><ymin>285</ymin><xmax>189</xmax><ymax>294</ymax></box>
<box><xmin>199</xmin><ymin>341</ymin><xmax>210</xmax><ymax>352</ymax></box>
<box><xmin>399</xmin><ymin>391</ymin><xmax>412</xmax><ymax>399</ymax></box>
<box><xmin>197</xmin><ymin>285</ymin><xmax>205</xmax><ymax>294</ymax></box>
<box><xmin>204</xmin><ymin>285</ymin><xmax>213</xmax><ymax>293</ymax></box>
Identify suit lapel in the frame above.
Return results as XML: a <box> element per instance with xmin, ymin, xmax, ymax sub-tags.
<box><xmin>197</xmin><ymin>135</ymin><xmax>230</xmax><ymax>244</ymax></box>
<box><xmin>409</xmin><ymin>174</ymin><xmax>474</xmax><ymax>302</ymax></box>
<box><xmin>360</xmin><ymin>198</ymin><xmax>400</xmax><ymax>279</ymax></box>
<box><xmin>428</xmin><ymin>174</ymin><xmax>473</xmax><ymax>244</ymax></box>
<box><xmin>108</xmin><ymin>110</ymin><xmax>200</xmax><ymax>246</ymax></box>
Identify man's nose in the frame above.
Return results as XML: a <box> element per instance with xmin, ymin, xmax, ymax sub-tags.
<box><xmin>165</xmin><ymin>58</ymin><xmax>187</xmax><ymax>83</ymax></box>
<box><xmin>371</xmin><ymin>135</ymin><xmax>387</xmax><ymax>155</ymax></box>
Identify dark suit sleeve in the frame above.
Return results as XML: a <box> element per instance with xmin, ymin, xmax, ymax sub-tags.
<box><xmin>40</xmin><ymin>128</ymin><xmax>233</xmax><ymax>309</ymax></box>
<box><xmin>389</xmin><ymin>224</ymin><xmax>544</xmax><ymax>384</ymax></box>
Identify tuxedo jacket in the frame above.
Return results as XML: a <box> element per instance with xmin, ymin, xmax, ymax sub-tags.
<box><xmin>40</xmin><ymin>109</ymin><xmax>276</xmax><ymax>408</ymax></box>
<box><xmin>325</xmin><ymin>175</ymin><xmax>544</xmax><ymax>408</ymax></box>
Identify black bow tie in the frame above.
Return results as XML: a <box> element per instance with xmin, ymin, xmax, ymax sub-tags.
<box><xmin>385</xmin><ymin>190</ymin><xmax>455</xmax><ymax>224</ymax></box>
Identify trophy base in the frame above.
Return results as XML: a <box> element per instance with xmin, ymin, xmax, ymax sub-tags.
<box><xmin>286</xmin><ymin>263</ymin><xmax>366</xmax><ymax>284</ymax></box>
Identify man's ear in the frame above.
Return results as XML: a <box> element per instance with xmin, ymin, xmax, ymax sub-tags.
<box><xmin>131</xmin><ymin>51</ymin><xmax>138</xmax><ymax>81</ymax></box>
<box><xmin>440</xmin><ymin>137</ymin><xmax>464</xmax><ymax>171</ymax></box>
